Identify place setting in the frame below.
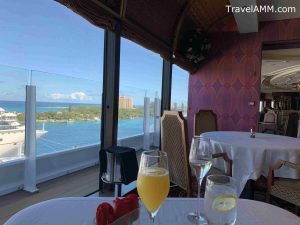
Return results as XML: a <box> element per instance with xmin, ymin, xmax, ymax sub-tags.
<box><xmin>90</xmin><ymin>139</ymin><xmax>299</xmax><ymax>225</ymax></box>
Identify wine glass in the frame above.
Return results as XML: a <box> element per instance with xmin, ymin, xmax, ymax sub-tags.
<box><xmin>204</xmin><ymin>175</ymin><xmax>237</xmax><ymax>225</ymax></box>
<box><xmin>137</xmin><ymin>150</ymin><xmax>170</xmax><ymax>225</ymax></box>
<box><xmin>188</xmin><ymin>136</ymin><xmax>212</xmax><ymax>224</ymax></box>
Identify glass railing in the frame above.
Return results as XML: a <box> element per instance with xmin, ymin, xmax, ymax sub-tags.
<box><xmin>0</xmin><ymin>64</ymin><xmax>165</xmax><ymax>161</ymax></box>
<box><xmin>0</xmin><ymin>65</ymin><xmax>28</xmax><ymax>162</ymax></box>
<box><xmin>31</xmin><ymin>70</ymin><xmax>102</xmax><ymax>155</ymax></box>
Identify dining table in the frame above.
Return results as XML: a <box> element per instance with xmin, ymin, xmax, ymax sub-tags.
<box><xmin>4</xmin><ymin>197</ymin><xmax>300</xmax><ymax>225</ymax></box>
<box><xmin>201</xmin><ymin>131</ymin><xmax>300</xmax><ymax>195</ymax></box>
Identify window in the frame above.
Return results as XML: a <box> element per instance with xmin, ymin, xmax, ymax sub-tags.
<box><xmin>118</xmin><ymin>38</ymin><xmax>162</xmax><ymax>149</ymax></box>
<box><xmin>171</xmin><ymin>65</ymin><xmax>189</xmax><ymax>116</ymax></box>
<box><xmin>0</xmin><ymin>0</ymin><xmax>104</xmax><ymax>156</ymax></box>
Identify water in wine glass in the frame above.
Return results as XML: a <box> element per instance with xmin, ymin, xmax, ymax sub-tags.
<box><xmin>190</xmin><ymin>158</ymin><xmax>212</xmax><ymax>181</ymax></box>
<box><xmin>188</xmin><ymin>136</ymin><xmax>213</xmax><ymax>224</ymax></box>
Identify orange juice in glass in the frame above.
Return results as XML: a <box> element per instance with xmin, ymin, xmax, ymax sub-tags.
<box><xmin>137</xmin><ymin>151</ymin><xmax>169</xmax><ymax>224</ymax></box>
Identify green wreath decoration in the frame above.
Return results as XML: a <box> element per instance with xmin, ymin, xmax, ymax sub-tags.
<box><xmin>179</xmin><ymin>30</ymin><xmax>212</xmax><ymax>64</ymax></box>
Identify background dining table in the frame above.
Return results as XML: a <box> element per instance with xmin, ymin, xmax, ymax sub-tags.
<box><xmin>4</xmin><ymin>197</ymin><xmax>300</xmax><ymax>225</ymax></box>
<box><xmin>201</xmin><ymin>131</ymin><xmax>300</xmax><ymax>195</ymax></box>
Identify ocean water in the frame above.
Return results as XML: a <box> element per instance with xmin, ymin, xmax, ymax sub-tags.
<box><xmin>0</xmin><ymin>100</ymin><xmax>152</xmax><ymax>155</ymax></box>
<box><xmin>0</xmin><ymin>100</ymin><xmax>100</xmax><ymax>113</ymax></box>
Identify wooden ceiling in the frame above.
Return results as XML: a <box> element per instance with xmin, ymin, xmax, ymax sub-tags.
<box><xmin>189</xmin><ymin>0</ymin><xmax>229</xmax><ymax>30</ymax></box>
<box><xmin>55</xmin><ymin>0</ymin><xmax>231</xmax><ymax>73</ymax></box>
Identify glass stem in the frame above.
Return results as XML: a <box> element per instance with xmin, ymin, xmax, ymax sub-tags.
<box><xmin>149</xmin><ymin>211</ymin><xmax>157</xmax><ymax>225</ymax></box>
<box><xmin>197</xmin><ymin>176</ymin><xmax>203</xmax><ymax>216</ymax></box>
<box><xmin>150</xmin><ymin>215</ymin><xmax>155</xmax><ymax>225</ymax></box>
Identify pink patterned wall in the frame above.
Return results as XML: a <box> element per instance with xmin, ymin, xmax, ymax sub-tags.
<box><xmin>188</xmin><ymin>16</ymin><xmax>300</xmax><ymax>137</ymax></box>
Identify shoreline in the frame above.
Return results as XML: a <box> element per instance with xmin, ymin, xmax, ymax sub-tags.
<box><xmin>36</xmin><ymin>117</ymin><xmax>145</xmax><ymax>123</ymax></box>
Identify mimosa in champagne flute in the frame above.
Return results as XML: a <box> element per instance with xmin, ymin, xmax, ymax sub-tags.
<box><xmin>188</xmin><ymin>136</ymin><xmax>212</xmax><ymax>224</ymax></box>
<box><xmin>137</xmin><ymin>150</ymin><xmax>170</xmax><ymax>224</ymax></box>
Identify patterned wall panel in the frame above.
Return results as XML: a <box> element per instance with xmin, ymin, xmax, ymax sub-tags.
<box><xmin>188</xmin><ymin>16</ymin><xmax>300</xmax><ymax>139</ymax></box>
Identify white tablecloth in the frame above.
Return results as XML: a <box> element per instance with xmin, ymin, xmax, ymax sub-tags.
<box><xmin>4</xmin><ymin>197</ymin><xmax>300</xmax><ymax>225</ymax></box>
<box><xmin>202</xmin><ymin>131</ymin><xmax>300</xmax><ymax>194</ymax></box>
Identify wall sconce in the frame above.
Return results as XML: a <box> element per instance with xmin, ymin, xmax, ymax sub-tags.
<box><xmin>248</xmin><ymin>101</ymin><xmax>255</xmax><ymax>106</ymax></box>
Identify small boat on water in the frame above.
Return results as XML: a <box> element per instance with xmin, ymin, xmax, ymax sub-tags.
<box><xmin>0</xmin><ymin>107</ymin><xmax>47</xmax><ymax>158</ymax></box>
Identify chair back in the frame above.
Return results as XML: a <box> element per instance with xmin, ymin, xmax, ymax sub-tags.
<box><xmin>264</xmin><ymin>110</ymin><xmax>277</xmax><ymax>123</ymax></box>
<box><xmin>194</xmin><ymin>110</ymin><xmax>218</xmax><ymax>136</ymax></box>
<box><xmin>161</xmin><ymin>110</ymin><xmax>192</xmax><ymax>196</ymax></box>
<box><xmin>297</xmin><ymin>120</ymin><xmax>300</xmax><ymax>138</ymax></box>
<box><xmin>266</xmin><ymin>160</ymin><xmax>300</xmax><ymax>203</ymax></box>
<box><xmin>212</xmin><ymin>153</ymin><xmax>233</xmax><ymax>176</ymax></box>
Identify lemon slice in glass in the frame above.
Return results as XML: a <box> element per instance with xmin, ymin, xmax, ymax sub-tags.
<box><xmin>212</xmin><ymin>195</ymin><xmax>237</xmax><ymax>212</ymax></box>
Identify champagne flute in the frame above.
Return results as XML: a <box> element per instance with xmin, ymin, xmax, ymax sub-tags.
<box><xmin>137</xmin><ymin>150</ymin><xmax>170</xmax><ymax>225</ymax></box>
<box><xmin>188</xmin><ymin>136</ymin><xmax>212</xmax><ymax>224</ymax></box>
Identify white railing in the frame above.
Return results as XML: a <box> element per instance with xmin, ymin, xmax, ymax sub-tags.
<box><xmin>0</xmin><ymin>133</ymin><xmax>153</xmax><ymax>196</ymax></box>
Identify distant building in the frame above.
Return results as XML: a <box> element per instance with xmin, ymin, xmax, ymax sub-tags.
<box><xmin>119</xmin><ymin>96</ymin><xmax>133</xmax><ymax>109</ymax></box>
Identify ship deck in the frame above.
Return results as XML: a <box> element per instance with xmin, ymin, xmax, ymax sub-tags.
<box><xmin>0</xmin><ymin>165</ymin><xmax>113</xmax><ymax>225</ymax></box>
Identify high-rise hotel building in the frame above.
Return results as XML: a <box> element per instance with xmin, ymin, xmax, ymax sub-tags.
<box><xmin>119</xmin><ymin>96</ymin><xmax>133</xmax><ymax>109</ymax></box>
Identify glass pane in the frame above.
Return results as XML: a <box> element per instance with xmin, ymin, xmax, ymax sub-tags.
<box><xmin>0</xmin><ymin>0</ymin><xmax>104</xmax><ymax>156</ymax></box>
<box><xmin>0</xmin><ymin>65</ymin><xmax>28</xmax><ymax>162</ymax></box>
<box><xmin>0</xmin><ymin>0</ymin><xmax>104</xmax><ymax>196</ymax></box>
<box><xmin>118</xmin><ymin>38</ymin><xmax>162</xmax><ymax>149</ymax></box>
<box><xmin>31</xmin><ymin>71</ymin><xmax>101</xmax><ymax>155</ymax></box>
<box><xmin>171</xmin><ymin>65</ymin><xmax>189</xmax><ymax>116</ymax></box>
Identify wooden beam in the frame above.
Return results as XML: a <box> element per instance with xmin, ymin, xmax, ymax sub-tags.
<box><xmin>172</xmin><ymin>0</ymin><xmax>194</xmax><ymax>53</ymax></box>
<box><xmin>120</xmin><ymin>0</ymin><xmax>127</xmax><ymax>18</ymax></box>
<box><xmin>89</xmin><ymin>0</ymin><xmax>121</xmax><ymax>18</ymax></box>
<box><xmin>89</xmin><ymin>0</ymin><xmax>172</xmax><ymax>52</ymax></box>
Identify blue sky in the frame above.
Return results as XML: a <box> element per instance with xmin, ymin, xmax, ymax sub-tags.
<box><xmin>0</xmin><ymin>0</ymin><xmax>188</xmax><ymax>105</ymax></box>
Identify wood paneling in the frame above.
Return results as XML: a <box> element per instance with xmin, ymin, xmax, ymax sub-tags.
<box><xmin>189</xmin><ymin>0</ymin><xmax>230</xmax><ymax>30</ymax></box>
<box><xmin>56</xmin><ymin>0</ymin><xmax>233</xmax><ymax>72</ymax></box>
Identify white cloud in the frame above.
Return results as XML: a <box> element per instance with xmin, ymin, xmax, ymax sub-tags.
<box><xmin>49</xmin><ymin>91</ymin><xmax>92</xmax><ymax>101</ymax></box>
<box><xmin>70</xmin><ymin>91</ymin><xmax>92</xmax><ymax>101</ymax></box>
<box><xmin>49</xmin><ymin>93</ymin><xmax>68</xmax><ymax>100</ymax></box>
